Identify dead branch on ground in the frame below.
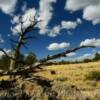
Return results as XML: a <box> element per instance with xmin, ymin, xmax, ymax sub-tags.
<box><xmin>0</xmin><ymin>45</ymin><xmax>95</xmax><ymax>76</ymax></box>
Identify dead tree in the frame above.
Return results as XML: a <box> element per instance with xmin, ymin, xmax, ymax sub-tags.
<box><xmin>0</xmin><ymin>45</ymin><xmax>95</xmax><ymax>76</ymax></box>
<box><xmin>9</xmin><ymin>16</ymin><xmax>42</xmax><ymax>70</ymax></box>
<box><xmin>1</xmin><ymin>15</ymin><xmax>41</xmax><ymax>72</ymax></box>
<box><xmin>0</xmin><ymin>13</ymin><xmax>96</xmax><ymax>76</ymax></box>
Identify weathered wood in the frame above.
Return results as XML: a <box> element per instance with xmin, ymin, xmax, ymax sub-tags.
<box><xmin>0</xmin><ymin>45</ymin><xmax>95</xmax><ymax>76</ymax></box>
<box><xmin>40</xmin><ymin>46</ymin><xmax>95</xmax><ymax>63</ymax></box>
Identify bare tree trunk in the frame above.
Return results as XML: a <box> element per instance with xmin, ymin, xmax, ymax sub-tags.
<box><xmin>9</xmin><ymin>34</ymin><xmax>24</xmax><ymax>70</ymax></box>
<box><xmin>9</xmin><ymin>35</ymin><xmax>23</xmax><ymax>80</ymax></box>
<box><xmin>10</xmin><ymin>59</ymin><xmax>15</xmax><ymax>70</ymax></box>
<box><xmin>9</xmin><ymin>45</ymin><xmax>20</xmax><ymax>70</ymax></box>
<box><xmin>0</xmin><ymin>16</ymin><xmax>41</xmax><ymax>77</ymax></box>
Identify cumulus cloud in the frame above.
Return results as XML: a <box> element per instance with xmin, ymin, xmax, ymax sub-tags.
<box><xmin>80</xmin><ymin>38</ymin><xmax>100</xmax><ymax>47</ymax></box>
<box><xmin>83</xmin><ymin>4</ymin><xmax>100</xmax><ymax>25</ymax></box>
<box><xmin>65</xmin><ymin>0</ymin><xmax>94</xmax><ymax>11</ymax></box>
<box><xmin>11</xmin><ymin>24</ymin><xmax>21</xmax><ymax>35</ymax></box>
<box><xmin>65</xmin><ymin>0</ymin><xmax>100</xmax><ymax>24</ymax></box>
<box><xmin>47</xmin><ymin>42</ymin><xmax>70</xmax><ymax>50</ymax></box>
<box><xmin>37</xmin><ymin>0</ymin><xmax>56</xmax><ymax>34</ymax></box>
<box><xmin>11</xmin><ymin>0</ymin><xmax>56</xmax><ymax>35</ymax></box>
<box><xmin>61</xmin><ymin>18</ymin><xmax>82</xmax><ymax>29</ymax></box>
<box><xmin>48</xmin><ymin>18</ymin><xmax>81</xmax><ymax>37</ymax></box>
<box><xmin>11</xmin><ymin>8</ymin><xmax>37</xmax><ymax>35</ymax></box>
<box><xmin>11</xmin><ymin>0</ymin><xmax>81</xmax><ymax>37</ymax></box>
<box><xmin>21</xmin><ymin>8</ymin><xmax>37</xmax><ymax>29</ymax></box>
<box><xmin>61</xmin><ymin>21</ymin><xmax>77</xmax><ymax>29</ymax></box>
<box><xmin>48</xmin><ymin>25</ymin><xmax>61</xmax><ymax>37</ymax></box>
<box><xmin>0</xmin><ymin>0</ymin><xmax>17</xmax><ymax>15</ymax></box>
<box><xmin>66</xmin><ymin>52</ymin><xmax>76</xmax><ymax>57</ymax></box>
<box><xmin>11</xmin><ymin>15</ymin><xmax>20</xmax><ymax>24</ymax></box>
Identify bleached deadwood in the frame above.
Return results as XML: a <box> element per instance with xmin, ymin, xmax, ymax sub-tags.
<box><xmin>0</xmin><ymin>45</ymin><xmax>95</xmax><ymax>76</ymax></box>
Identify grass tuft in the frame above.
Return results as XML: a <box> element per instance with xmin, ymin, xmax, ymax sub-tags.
<box><xmin>86</xmin><ymin>71</ymin><xmax>100</xmax><ymax>81</ymax></box>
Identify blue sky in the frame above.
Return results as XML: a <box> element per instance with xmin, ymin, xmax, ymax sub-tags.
<box><xmin>0</xmin><ymin>0</ymin><xmax>100</xmax><ymax>60</ymax></box>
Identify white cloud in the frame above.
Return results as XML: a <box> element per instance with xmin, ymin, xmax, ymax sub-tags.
<box><xmin>80</xmin><ymin>38</ymin><xmax>100</xmax><ymax>47</ymax></box>
<box><xmin>47</xmin><ymin>18</ymin><xmax>82</xmax><ymax>37</ymax></box>
<box><xmin>65</xmin><ymin>0</ymin><xmax>100</xmax><ymax>11</ymax></box>
<box><xmin>11</xmin><ymin>8</ymin><xmax>37</xmax><ymax>35</ymax></box>
<box><xmin>0</xmin><ymin>0</ymin><xmax>17</xmax><ymax>15</ymax></box>
<box><xmin>11</xmin><ymin>3</ymin><xmax>56</xmax><ymax>35</ymax></box>
<box><xmin>38</xmin><ymin>0</ymin><xmax>56</xmax><ymax>34</ymax></box>
<box><xmin>22</xmin><ymin>8</ymin><xmax>37</xmax><ymax>30</ymax></box>
<box><xmin>11</xmin><ymin>0</ymin><xmax>57</xmax><ymax>35</ymax></box>
<box><xmin>65</xmin><ymin>0</ymin><xmax>100</xmax><ymax>24</ymax></box>
<box><xmin>11</xmin><ymin>15</ymin><xmax>20</xmax><ymax>24</ymax></box>
<box><xmin>11</xmin><ymin>0</ymin><xmax>81</xmax><ymax>37</ymax></box>
<box><xmin>66</xmin><ymin>52</ymin><xmax>76</xmax><ymax>57</ymax></box>
<box><xmin>11</xmin><ymin>24</ymin><xmax>21</xmax><ymax>35</ymax></box>
<box><xmin>0</xmin><ymin>34</ymin><xmax>4</xmax><ymax>43</ymax></box>
<box><xmin>65</xmin><ymin>0</ymin><xmax>93</xmax><ymax>11</ymax></box>
<box><xmin>48</xmin><ymin>25</ymin><xmax>61</xmax><ymax>37</ymax></box>
<box><xmin>83</xmin><ymin>4</ymin><xmax>100</xmax><ymax>25</ymax></box>
<box><xmin>61</xmin><ymin>18</ymin><xmax>81</xmax><ymax>30</ymax></box>
<box><xmin>61</xmin><ymin>21</ymin><xmax>77</xmax><ymax>29</ymax></box>
<box><xmin>47</xmin><ymin>42</ymin><xmax>70</xmax><ymax>50</ymax></box>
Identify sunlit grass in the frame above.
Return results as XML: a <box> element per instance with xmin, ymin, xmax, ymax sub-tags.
<box><xmin>35</xmin><ymin>61</ymin><xmax>100</xmax><ymax>99</ymax></box>
<box><xmin>0</xmin><ymin>76</ymin><xmax>9</xmax><ymax>80</ymax></box>
<box><xmin>0</xmin><ymin>61</ymin><xmax>100</xmax><ymax>99</ymax></box>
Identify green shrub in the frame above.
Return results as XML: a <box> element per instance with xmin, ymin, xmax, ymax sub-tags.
<box><xmin>93</xmin><ymin>52</ymin><xmax>100</xmax><ymax>61</ymax></box>
<box><xmin>86</xmin><ymin>71</ymin><xmax>100</xmax><ymax>81</ymax></box>
<box><xmin>83</xmin><ymin>59</ymin><xmax>91</xmax><ymax>63</ymax></box>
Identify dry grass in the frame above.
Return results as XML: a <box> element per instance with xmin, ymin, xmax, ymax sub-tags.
<box><xmin>35</xmin><ymin>61</ymin><xmax>100</xmax><ymax>99</ymax></box>
<box><xmin>0</xmin><ymin>62</ymin><xmax>100</xmax><ymax>99</ymax></box>
<box><xmin>0</xmin><ymin>76</ymin><xmax>9</xmax><ymax>80</ymax></box>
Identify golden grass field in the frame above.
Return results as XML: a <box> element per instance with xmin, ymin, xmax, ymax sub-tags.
<box><xmin>35</xmin><ymin>61</ymin><xmax>100</xmax><ymax>99</ymax></box>
<box><xmin>0</xmin><ymin>61</ymin><xmax>100</xmax><ymax>99</ymax></box>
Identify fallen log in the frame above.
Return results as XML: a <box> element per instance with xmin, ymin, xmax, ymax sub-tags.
<box><xmin>40</xmin><ymin>46</ymin><xmax>95</xmax><ymax>63</ymax></box>
<box><xmin>0</xmin><ymin>46</ymin><xmax>95</xmax><ymax>76</ymax></box>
